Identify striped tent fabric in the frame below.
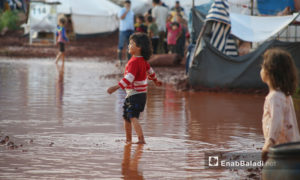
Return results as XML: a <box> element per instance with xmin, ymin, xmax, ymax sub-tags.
<box><xmin>206</xmin><ymin>0</ymin><xmax>231</xmax><ymax>25</ymax></box>
<box><xmin>225</xmin><ymin>35</ymin><xmax>238</xmax><ymax>56</ymax></box>
<box><xmin>210</xmin><ymin>21</ymin><xmax>231</xmax><ymax>52</ymax></box>
<box><xmin>206</xmin><ymin>0</ymin><xmax>238</xmax><ymax>56</ymax></box>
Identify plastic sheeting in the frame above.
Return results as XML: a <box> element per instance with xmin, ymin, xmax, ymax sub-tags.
<box><xmin>188</xmin><ymin>7</ymin><xmax>300</xmax><ymax>89</ymax></box>
<box><xmin>189</xmin><ymin>6</ymin><xmax>210</xmax><ymax>43</ymax></box>
<box><xmin>190</xmin><ymin>6</ymin><xmax>300</xmax><ymax>43</ymax></box>
<box><xmin>257</xmin><ymin>0</ymin><xmax>295</xmax><ymax>15</ymax></box>
<box><xmin>230</xmin><ymin>12</ymin><xmax>299</xmax><ymax>42</ymax></box>
<box><xmin>189</xmin><ymin>39</ymin><xmax>300</xmax><ymax>89</ymax></box>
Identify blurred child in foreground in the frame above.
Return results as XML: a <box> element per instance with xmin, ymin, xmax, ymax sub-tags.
<box><xmin>260</xmin><ymin>48</ymin><xmax>300</xmax><ymax>162</ymax></box>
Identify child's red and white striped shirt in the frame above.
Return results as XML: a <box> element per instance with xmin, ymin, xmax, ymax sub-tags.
<box><xmin>118</xmin><ymin>56</ymin><xmax>157</xmax><ymax>94</ymax></box>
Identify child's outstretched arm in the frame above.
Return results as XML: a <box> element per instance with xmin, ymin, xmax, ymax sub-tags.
<box><xmin>108</xmin><ymin>67</ymin><xmax>136</xmax><ymax>94</ymax></box>
<box><xmin>107</xmin><ymin>85</ymin><xmax>120</xmax><ymax>94</ymax></box>
<box><xmin>147</xmin><ymin>67</ymin><xmax>162</xmax><ymax>87</ymax></box>
<box><xmin>153</xmin><ymin>78</ymin><xmax>162</xmax><ymax>86</ymax></box>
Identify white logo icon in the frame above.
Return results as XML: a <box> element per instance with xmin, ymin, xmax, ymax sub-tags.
<box><xmin>208</xmin><ymin>156</ymin><xmax>219</xmax><ymax>166</ymax></box>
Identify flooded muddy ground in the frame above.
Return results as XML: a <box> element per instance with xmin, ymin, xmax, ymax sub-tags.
<box><xmin>0</xmin><ymin>30</ymin><xmax>118</xmax><ymax>59</ymax></box>
<box><xmin>1</xmin><ymin>58</ymin><xmax>300</xmax><ymax>179</ymax></box>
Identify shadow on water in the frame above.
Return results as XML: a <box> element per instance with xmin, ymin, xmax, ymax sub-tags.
<box><xmin>0</xmin><ymin>58</ymin><xmax>299</xmax><ymax>179</ymax></box>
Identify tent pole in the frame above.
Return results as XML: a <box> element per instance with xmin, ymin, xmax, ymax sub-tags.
<box><xmin>192</xmin><ymin>22</ymin><xmax>207</xmax><ymax>60</ymax></box>
<box><xmin>251</xmin><ymin>0</ymin><xmax>254</xmax><ymax>15</ymax></box>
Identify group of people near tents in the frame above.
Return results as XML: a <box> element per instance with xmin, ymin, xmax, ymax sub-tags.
<box><xmin>117</xmin><ymin>0</ymin><xmax>190</xmax><ymax>63</ymax></box>
<box><xmin>0</xmin><ymin>0</ymin><xmax>28</xmax><ymax>12</ymax></box>
<box><xmin>117</xmin><ymin>0</ymin><xmax>300</xmax><ymax>65</ymax></box>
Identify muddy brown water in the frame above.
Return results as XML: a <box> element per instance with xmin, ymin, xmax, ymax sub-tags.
<box><xmin>1</xmin><ymin>58</ymin><xmax>300</xmax><ymax>179</ymax></box>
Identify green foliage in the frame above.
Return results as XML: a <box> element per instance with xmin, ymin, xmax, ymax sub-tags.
<box><xmin>0</xmin><ymin>10</ymin><xmax>19</xmax><ymax>32</ymax></box>
<box><xmin>294</xmin><ymin>87</ymin><xmax>300</xmax><ymax>99</ymax></box>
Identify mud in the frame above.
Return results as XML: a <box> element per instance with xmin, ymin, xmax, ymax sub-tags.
<box><xmin>0</xmin><ymin>58</ymin><xmax>274</xmax><ymax>179</ymax></box>
<box><xmin>0</xmin><ymin>30</ymin><xmax>119</xmax><ymax>59</ymax></box>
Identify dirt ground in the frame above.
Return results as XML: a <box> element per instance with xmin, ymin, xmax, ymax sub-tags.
<box><xmin>0</xmin><ymin>30</ymin><xmax>118</xmax><ymax>59</ymax></box>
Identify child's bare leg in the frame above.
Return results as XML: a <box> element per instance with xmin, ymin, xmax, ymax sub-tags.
<box><xmin>55</xmin><ymin>52</ymin><xmax>62</xmax><ymax>64</ymax></box>
<box><xmin>61</xmin><ymin>52</ymin><xmax>65</xmax><ymax>64</ymax></box>
<box><xmin>131</xmin><ymin>117</ymin><xmax>145</xmax><ymax>144</ymax></box>
<box><xmin>124</xmin><ymin>120</ymin><xmax>132</xmax><ymax>143</ymax></box>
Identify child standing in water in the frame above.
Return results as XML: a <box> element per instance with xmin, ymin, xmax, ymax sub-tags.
<box><xmin>260</xmin><ymin>48</ymin><xmax>300</xmax><ymax>162</ymax></box>
<box><xmin>55</xmin><ymin>18</ymin><xmax>69</xmax><ymax>64</ymax></box>
<box><xmin>107</xmin><ymin>33</ymin><xmax>162</xmax><ymax>144</ymax></box>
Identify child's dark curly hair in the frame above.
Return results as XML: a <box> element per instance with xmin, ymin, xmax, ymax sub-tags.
<box><xmin>129</xmin><ymin>33</ymin><xmax>153</xmax><ymax>60</ymax></box>
<box><xmin>59</xmin><ymin>18</ymin><xmax>66</xmax><ymax>25</ymax></box>
<box><xmin>262</xmin><ymin>48</ymin><xmax>298</xmax><ymax>96</ymax></box>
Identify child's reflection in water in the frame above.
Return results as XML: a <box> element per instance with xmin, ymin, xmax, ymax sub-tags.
<box><xmin>122</xmin><ymin>144</ymin><xmax>144</xmax><ymax>180</ymax></box>
<box><xmin>56</xmin><ymin>63</ymin><xmax>64</xmax><ymax>124</ymax></box>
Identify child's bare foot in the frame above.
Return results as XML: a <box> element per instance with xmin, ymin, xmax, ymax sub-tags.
<box><xmin>138</xmin><ymin>136</ymin><xmax>145</xmax><ymax>144</ymax></box>
<box><xmin>133</xmin><ymin>140</ymin><xmax>146</xmax><ymax>144</ymax></box>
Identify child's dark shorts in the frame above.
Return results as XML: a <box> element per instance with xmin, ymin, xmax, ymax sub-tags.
<box><xmin>59</xmin><ymin>42</ymin><xmax>65</xmax><ymax>52</ymax></box>
<box><xmin>123</xmin><ymin>93</ymin><xmax>147</xmax><ymax>122</ymax></box>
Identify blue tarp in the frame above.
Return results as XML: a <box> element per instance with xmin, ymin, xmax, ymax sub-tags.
<box><xmin>257</xmin><ymin>0</ymin><xmax>295</xmax><ymax>15</ymax></box>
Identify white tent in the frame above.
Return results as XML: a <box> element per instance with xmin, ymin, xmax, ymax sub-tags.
<box><xmin>55</xmin><ymin>0</ymin><xmax>71</xmax><ymax>14</ymax></box>
<box><xmin>47</xmin><ymin>0</ymin><xmax>121</xmax><ymax>35</ymax></box>
<box><xmin>162</xmin><ymin>0</ymin><xmax>211</xmax><ymax>16</ymax></box>
<box><xmin>127</xmin><ymin>0</ymin><xmax>212</xmax><ymax>17</ymax></box>
<box><xmin>130</xmin><ymin>0</ymin><xmax>152</xmax><ymax>15</ymax></box>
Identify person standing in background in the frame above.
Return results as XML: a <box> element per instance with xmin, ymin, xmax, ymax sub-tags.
<box><xmin>118</xmin><ymin>0</ymin><xmax>135</xmax><ymax>65</ymax></box>
<box><xmin>170</xmin><ymin>0</ymin><xmax>185</xmax><ymax>22</ymax></box>
<box><xmin>152</xmin><ymin>0</ymin><xmax>169</xmax><ymax>54</ymax></box>
<box><xmin>134</xmin><ymin>15</ymin><xmax>147</xmax><ymax>33</ymax></box>
<box><xmin>147</xmin><ymin>15</ymin><xmax>159</xmax><ymax>54</ymax></box>
<box><xmin>175</xmin><ymin>13</ymin><xmax>188</xmax><ymax>58</ymax></box>
<box><xmin>166</xmin><ymin>21</ymin><xmax>181</xmax><ymax>54</ymax></box>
